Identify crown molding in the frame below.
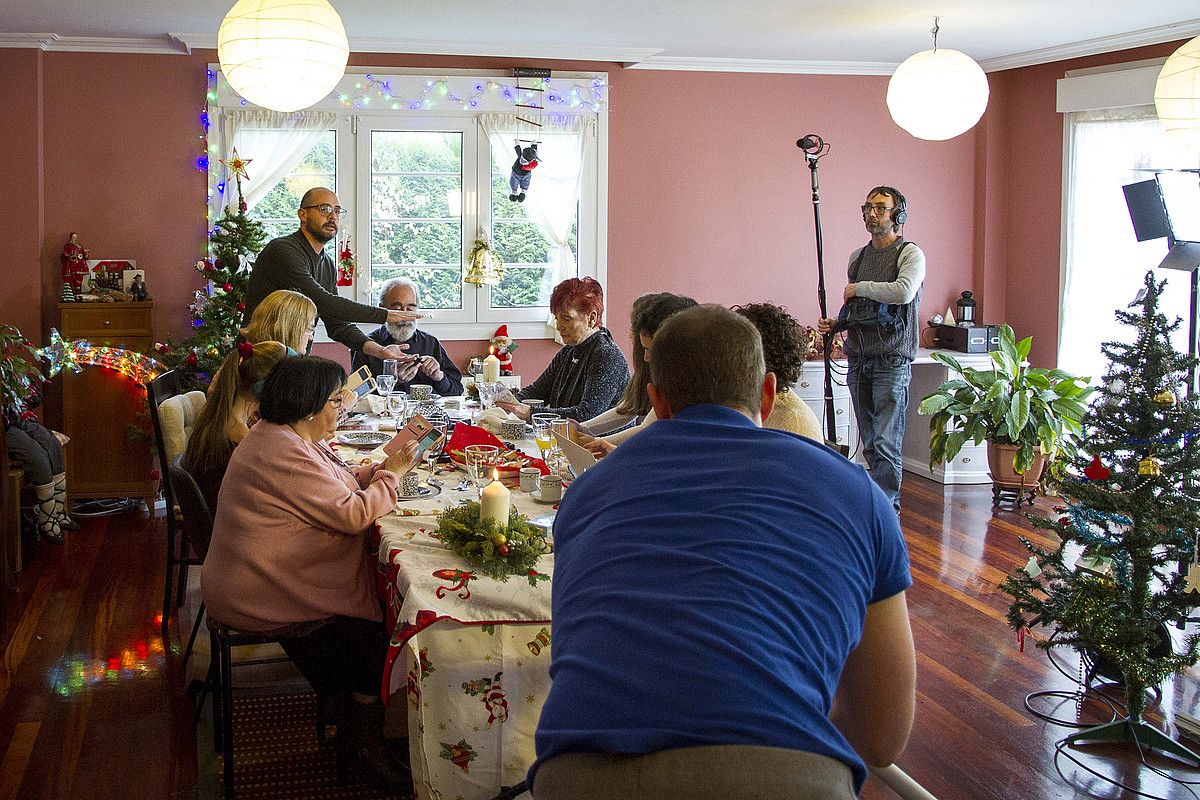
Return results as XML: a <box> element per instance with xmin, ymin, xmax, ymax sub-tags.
<box><xmin>623</xmin><ymin>56</ymin><xmax>895</xmax><ymax>75</ymax></box>
<box><xmin>0</xmin><ymin>34</ymin><xmax>59</xmax><ymax>50</ymax></box>
<box><xmin>174</xmin><ymin>31</ymin><xmax>660</xmax><ymax>63</ymax></box>
<box><xmin>979</xmin><ymin>18</ymin><xmax>1200</xmax><ymax>72</ymax></box>
<box><xmin>0</xmin><ymin>32</ymin><xmax>190</xmax><ymax>54</ymax></box>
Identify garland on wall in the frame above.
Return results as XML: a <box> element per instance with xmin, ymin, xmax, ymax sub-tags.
<box><xmin>337</xmin><ymin>74</ymin><xmax>607</xmax><ymax>112</ymax></box>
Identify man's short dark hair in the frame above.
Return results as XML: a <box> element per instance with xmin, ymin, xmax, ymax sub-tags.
<box><xmin>258</xmin><ymin>355</ymin><xmax>346</xmax><ymax>424</ymax></box>
<box><xmin>649</xmin><ymin>305</ymin><xmax>765</xmax><ymax>415</ymax></box>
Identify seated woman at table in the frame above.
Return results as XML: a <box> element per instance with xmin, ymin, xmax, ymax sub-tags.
<box><xmin>182</xmin><ymin>340</ymin><xmax>289</xmax><ymax>511</ymax></box>
<box><xmin>201</xmin><ymin>355</ymin><xmax>421</xmax><ymax>787</ymax></box>
<box><xmin>579</xmin><ymin>292</ymin><xmax>697</xmax><ymax>458</ymax></box>
<box><xmin>206</xmin><ymin>290</ymin><xmax>317</xmax><ymax>395</ymax></box>
<box><xmin>496</xmin><ymin>277</ymin><xmax>629</xmax><ymax>422</ymax></box>
<box><xmin>734</xmin><ymin>302</ymin><xmax>823</xmax><ymax>441</ymax></box>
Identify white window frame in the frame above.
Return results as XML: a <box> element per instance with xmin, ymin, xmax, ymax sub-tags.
<box><xmin>210</xmin><ymin>66</ymin><xmax>608</xmax><ymax>343</ymax></box>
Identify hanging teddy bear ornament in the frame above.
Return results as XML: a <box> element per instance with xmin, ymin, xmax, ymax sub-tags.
<box><xmin>508</xmin><ymin>141</ymin><xmax>540</xmax><ymax>203</ymax></box>
<box><xmin>491</xmin><ymin>324</ymin><xmax>517</xmax><ymax>375</ymax></box>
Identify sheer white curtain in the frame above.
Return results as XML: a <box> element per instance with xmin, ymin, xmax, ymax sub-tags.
<box><xmin>1060</xmin><ymin>107</ymin><xmax>1199</xmax><ymax>383</ymax></box>
<box><xmin>211</xmin><ymin>109</ymin><xmax>337</xmax><ymax>220</ymax></box>
<box><xmin>480</xmin><ymin>113</ymin><xmax>594</xmax><ymax>306</ymax></box>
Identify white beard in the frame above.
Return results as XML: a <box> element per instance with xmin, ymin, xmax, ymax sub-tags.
<box><xmin>388</xmin><ymin>322</ymin><xmax>417</xmax><ymax>342</ymax></box>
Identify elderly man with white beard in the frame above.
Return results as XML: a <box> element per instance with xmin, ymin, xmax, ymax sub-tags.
<box><xmin>351</xmin><ymin>277</ymin><xmax>464</xmax><ymax>397</ymax></box>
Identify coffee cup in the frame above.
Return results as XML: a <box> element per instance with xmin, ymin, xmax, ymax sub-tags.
<box><xmin>401</xmin><ymin>472</ymin><xmax>421</xmax><ymax>496</ymax></box>
<box><xmin>537</xmin><ymin>475</ymin><xmax>562</xmax><ymax>502</ymax></box>
<box><xmin>525</xmin><ymin>399</ymin><xmax>545</xmax><ymax>410</ymax></box>
<box><xmin>502</xmin><ymin>419</ymin><xmax>526</xmax><ymax>441</ymax></box>
<box><xmin>410</xmin><ymin>384</ymin><xmax>433</xmax><ymax>401</ymax></box>
<box><xmin>520</xmin><ymin>467</ymin><xmax>541</xmax><ymax>492</ymax></box>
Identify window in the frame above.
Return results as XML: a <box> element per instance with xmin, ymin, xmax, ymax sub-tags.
<box><xmin>1060</xmin><ymin>106</ymin><xmax>1196</xmax><ymax>383</ymax></box>
<box><xmin>211</xmin><ymin>70</ymin><xmax>607</xmax><ymax>341</ymax></box>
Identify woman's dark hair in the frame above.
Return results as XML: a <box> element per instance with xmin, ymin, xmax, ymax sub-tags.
<box><xmin>257</xmin><ymin>355</ymin><xmax>346</xmax><ymax>425</ymax></box>
<box><xmin>613</xmin><ymin>292</ymin><xmax>698</xmax><ymax>417</ymax></box>
<box><xmin>732</xmin><ymin>303</ymin><xmax>810</xmax><ymax>391</ymax></box>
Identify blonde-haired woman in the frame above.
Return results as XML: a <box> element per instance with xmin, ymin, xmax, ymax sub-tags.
<box><xmin>184</xmin><ymin>340</ymin><xmax>289</xmax><ymax>511</ymax></box>
<box><xmin>241</xmin><ymin>289</ymin><xmax>318</xmax><ymax>353</ymax></box>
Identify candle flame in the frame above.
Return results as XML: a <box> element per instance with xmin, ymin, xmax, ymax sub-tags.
<box><xmin>492</xmin><ymin>467</ymin><xmax>500</xmax><ymax>481</ymax></box>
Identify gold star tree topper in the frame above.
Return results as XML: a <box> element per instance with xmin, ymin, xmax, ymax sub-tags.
<box><xmin>220</xmin><ymin>148</ymin><xmax>252</xmax><ymax>183</ymax></box>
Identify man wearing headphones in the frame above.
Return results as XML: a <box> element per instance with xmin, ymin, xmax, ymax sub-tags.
<box><xmin>818</xmin><ymin>187</ymin><xmax>925</xmax><ymax>512</ymax></box>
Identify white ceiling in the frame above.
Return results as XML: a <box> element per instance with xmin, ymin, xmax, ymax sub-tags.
<box><xmin>3</xmin><ymin>1</ymin><xmax>1199</xmax><ymax>73</ymax></box>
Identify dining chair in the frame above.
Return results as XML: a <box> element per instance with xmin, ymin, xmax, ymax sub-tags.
<box><xmin>147</xmin><ymin>370</ymin><xmax>201</xmax><ymax>639</ymax></box>
<box><xmin>168</xmin><ymin>458</ymin><xmax>343</xmax><ymax>799</ymax></box>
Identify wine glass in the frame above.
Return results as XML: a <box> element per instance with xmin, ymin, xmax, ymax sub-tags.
<box><xmin>424</xmin><ymin>422</ymin><xmax>447</xmax><ymax>478</ymax></box>
<box><xmin>532</xmin><ymin>413</ymin><xmax>560</xmax><ymax>461</ymax></box>
<box><xmin>550</xmin><ymin>419</ymin><xmax>572</xmax><ymax>477</ymax></box>
<box><xmin>464</xmin><ymin>444</ymin><xmax>499</xmax><ymax>498</ymax></box>
<box><xmin>376</xmin><ymin>373</ymin><xmax>397</xmax><ymax>417</ymax></box>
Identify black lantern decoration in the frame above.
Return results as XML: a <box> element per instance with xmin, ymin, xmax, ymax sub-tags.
<box><xmin>956</xmin><ymin>291</ymin><xmax>977</xmax><ymax>326</ymax></box>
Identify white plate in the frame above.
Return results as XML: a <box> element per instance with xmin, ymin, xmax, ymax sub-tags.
<box><xmin>337</xmin><ymin>431</ymin><xmax>391</xmax><ymax>447</ymax></box>
<box><xmin>528</xmin><ymin>489</ymin><xmax>561</xmax><ymax>504</ymax></box>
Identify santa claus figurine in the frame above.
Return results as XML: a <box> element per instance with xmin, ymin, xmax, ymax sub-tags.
<box><xmin>60</xmin><ymin>232</ymin><xmax>89</xmax><ymax>299</ymax></box>
<box><xmin>490</xmin><ymin>324</ymin><xmax>517</xmax><ymax>375</ymax></box>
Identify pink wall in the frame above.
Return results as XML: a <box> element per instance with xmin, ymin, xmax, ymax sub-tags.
<box><xmin>3</xmin><ymin>39</ymin><xmax>1185</xmax><ymax>392</ymax></box>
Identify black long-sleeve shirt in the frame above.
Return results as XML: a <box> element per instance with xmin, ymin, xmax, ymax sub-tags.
<box><xmin>517</xmin><ymin>328</ymin><xmax>628</xmax><ymax>421</ymax></box>
<box><xmin>350</xmin><ymin>326</ymin><xmax>464</xmax><ymax>397</ymax></box>
<box><xmin>244</xmin><ymin>230</ymin><xmax>386</xmax><ymax>352</ymax></box>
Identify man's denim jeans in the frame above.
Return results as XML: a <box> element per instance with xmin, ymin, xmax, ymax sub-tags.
<box><xmin>847</xmin><ymin>354</ymin><xmax>911</xmax><ymax>512</ymax></box>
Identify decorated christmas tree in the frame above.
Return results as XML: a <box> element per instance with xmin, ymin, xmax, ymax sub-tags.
<box><xmin>157</xmin><ymin>150</ymin><xmax>265</xmax><ymax>386</ymax></box>
<box><xmin>1003</xmin><ymin>270</ymin><xmax>1200</xmax><ymax>759</ymax></box>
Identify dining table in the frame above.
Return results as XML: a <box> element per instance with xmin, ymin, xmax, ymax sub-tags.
<box><xmin>332</xmin><ymin>402</ymin><xmax>558</xmax><ymax>800</ymax></box>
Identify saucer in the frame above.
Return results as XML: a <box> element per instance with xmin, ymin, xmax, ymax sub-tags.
<box><xmin>528</xmin><ymin>489</ymin><xmax>561</xmax><ymax>505</ymax></box>
<box><xmin>396</xmin><ymin>483</ymin><xmax>441</xmax><ymax>501</ymax></box>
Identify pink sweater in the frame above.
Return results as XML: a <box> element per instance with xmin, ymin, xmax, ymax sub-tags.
<box><xmin>201</xmin><ymin>420</ymin><xmax>399</xmax><ymax>633</ymax></box>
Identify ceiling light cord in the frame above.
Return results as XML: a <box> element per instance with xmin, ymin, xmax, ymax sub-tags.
<box><xmin>931</xmin><ymin>16</ymin><xmax>940</xmax><ymax>52</ymax></box>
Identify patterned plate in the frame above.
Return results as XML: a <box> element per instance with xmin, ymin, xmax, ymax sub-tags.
<box><xmin>336</xmin><ymin>431</ymin><xmax>392</xmax><ymax>447</ymax></box>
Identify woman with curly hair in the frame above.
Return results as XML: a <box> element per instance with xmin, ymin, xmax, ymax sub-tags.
<box><xmin>733</xmin><ymin>303</ymin><xmax>823</xmax><ymax>442</ymax></box>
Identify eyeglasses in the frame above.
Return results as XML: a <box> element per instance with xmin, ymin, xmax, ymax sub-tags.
<box><xmin>862</xmin><ymin>204</ymin><xmax>895</xmax><ymax>215</ymax></box>
<box><xmin>328</xmin><ymin>393</ymin><xmax>345</xmax><ymax>408</ymax></box>
<box><xmin>301</xmin><ymin>203</ymin><xmax>346</xmax><ymax>217</ymax></box>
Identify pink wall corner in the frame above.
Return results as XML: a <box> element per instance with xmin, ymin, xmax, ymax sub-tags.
<box><xmin>39</xmin><ymin>51</ymin><xmax>211</xmax><ymax>346</ymax></box>
<box><xmin>991</xmin><ymin>39</ymin><xmax>1188</xmax><ymax>367</ymax></box>
<box><xmin>0</xmin><ymin>49</ymin><xmax>45</xmax><ymax>342</ymax></box>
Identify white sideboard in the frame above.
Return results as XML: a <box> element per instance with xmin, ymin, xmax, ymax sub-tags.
<box><xmin>792</xmin><ymin>360</ymin><xmax>859</xmax><ymax>460</ymax></box>
<box><xmin>902</xmin><ymin>348</ymin><xmax>996</xmax><ymax>484</ymax></box>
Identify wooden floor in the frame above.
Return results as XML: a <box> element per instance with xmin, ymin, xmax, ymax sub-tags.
<box><xmin>2</xmin><ymin>478</ymin><xmax>1200</xmax><ymax>799</ymax></box>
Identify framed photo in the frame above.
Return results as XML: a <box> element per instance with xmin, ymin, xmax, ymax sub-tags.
<box><xmin>122</xmin><ymin>269</ymin><xmax>145</xmax><ymax>294</ymax></box>
<box><xmin>85</xmin><ymin>259</ymin><xmax>135</xmax><ymax>293</ymax></box>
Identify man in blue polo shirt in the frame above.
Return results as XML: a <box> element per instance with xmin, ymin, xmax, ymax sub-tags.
<box><xmin>530</xmin><ymin>304</ymin><xmax>915</xmax><ymax>800</ymax></box>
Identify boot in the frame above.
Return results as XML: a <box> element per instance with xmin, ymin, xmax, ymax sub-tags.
<box><xmin>52</xmin><ymin>473</ymin><xmax>80</xmax><ymax>530</ymax></box>
<box><xmin>347</xmin><ymin>698</ymin><xmax>412</xmax><ymax>792</ymax></box>
<box><xmin>34</xmin><ymin>482</ymin><xmax>64</xmax><ymax>544</ymax></box>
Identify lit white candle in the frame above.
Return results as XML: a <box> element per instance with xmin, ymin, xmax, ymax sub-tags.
<box><xmin>480</xmin><ymin>468</ymin><xmax>510</xmax><ymax>528</ymax></box>
<box><xmin>482</xmin><ymin>351</ymin><xmax>501</xmax><ymax>383</ymax></box>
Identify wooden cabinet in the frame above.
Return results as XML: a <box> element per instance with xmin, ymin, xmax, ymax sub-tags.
<box><xmin>59</xmin><ymin>302</ymin><xmax>156</xmax><ymax>507</ymax></box>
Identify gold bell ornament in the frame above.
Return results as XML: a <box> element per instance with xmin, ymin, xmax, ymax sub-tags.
<box><xmin>1154</xmin><ymin>389</ymin><xmax>1177</xmax><ymax>407</ymax></box>
<box><xmin>464</xmin><ymin>237</ymin><xmax>505</xmax><ymax>287</ymax></box>
<box><xmin>1138</xmin><ymin>456</ymin><xmax>1163</xmax><ymax>476</ymax></box>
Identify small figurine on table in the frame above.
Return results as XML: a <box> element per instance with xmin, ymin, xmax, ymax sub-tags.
<box><xmin>130</xmin><ymin>274</ymin><xmax>149</xmax><ymax>301</ymax></box>
<box><xmin>490</xmin><ymin>324</ymin><xmax>517</xmax><ymax>375</ymax></box>
<box><xmin>60</xmin><ymin>233</ymin><xmax>89</xmax><ymax>300</ymax></box>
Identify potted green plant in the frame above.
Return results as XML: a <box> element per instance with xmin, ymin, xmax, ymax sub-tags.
<box><xmin>0</xmin><ymin>325</ymin><xmax>45</xmax><ymax>424</ymax></box>
<box><xmin>918</xmin><ymin>325</ymin><xmax>1094</xmax><ymax>489</ymax></box>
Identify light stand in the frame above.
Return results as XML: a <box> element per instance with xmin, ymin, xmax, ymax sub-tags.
<box><xmin>796</xmin><ymin>134</ymin><xmax>839</xmax><ymax>445</ymax></box>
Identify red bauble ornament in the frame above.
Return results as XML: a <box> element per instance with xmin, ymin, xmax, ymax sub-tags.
<box><xmin>236</xmin><ymin>302</ymin><xmax>246</xmax><ymax>312</ymax></box>
<box><xmin>1083</xmin><ymin>454</ymin><xmax>1111</xmax><ymax>481</ymax></box>
<box><xmin>498</xmin><ymin>544</ymin><xmax>510</xmax><ymax>556</ymax></box>
<box><xmin>213</xmin><ymin>258</ymin><xmax>222</xmax><ymax>269</ymax></box>
<box><xmin>1059</xmin><ymin>516</ymin><xmax>1071</xmax><ymax>526</ymax></box>
<box><xmin>186</xmin><ymin>352</ymin><xmax>198</xmax><ymax>367</ymax></box>
<box><xmin>222</xmin><ymin>283</ymin><xmax>233</xmax><ymax>292</ymax></box>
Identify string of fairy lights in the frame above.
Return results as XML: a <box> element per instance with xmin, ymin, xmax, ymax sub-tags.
<box><xmin>337</xmin><ymin>73</ymin><xmax>608</xmax><ymax>112</ymax></box>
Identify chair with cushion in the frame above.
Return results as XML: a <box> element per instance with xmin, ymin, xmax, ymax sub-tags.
<box><xmin>168</xmin><ymin>458</ymin><xmax>342</xmax><ymax>799</ymax></box>
<box><xmin>157</xmin><ymin>390</ymin><xmax>206</xmax><ymax>466</ymax></box>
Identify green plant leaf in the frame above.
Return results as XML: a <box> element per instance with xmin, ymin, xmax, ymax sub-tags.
<box><xmin>1007</xmin><ymin>391</ymin><xmax>1031</xmax><ymax>438</ymax></box>
<box><xmin>930</xmin><ymin>351</ymin><xmax>965</xmax><ymax>374</ymax></box>
<box><xmin>918</xmin><ymin>394</ymin><xmax>952</xmax><ymax>415</ymax></box>
<box><xmin>944</xmin><ymin>431</ymin><xmax>967</xmax><ymax>463</ymax></box>
<box><xmin>1016</xmin><ymin>336</ymin><xmax>1033</xmax><ymax>361</ymax></box>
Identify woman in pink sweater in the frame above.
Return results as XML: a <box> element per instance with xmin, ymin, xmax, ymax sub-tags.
<box><xmin>201</xmin><ymin>355</ymin><xmax>419</xmax><ymax>787</ymax></box>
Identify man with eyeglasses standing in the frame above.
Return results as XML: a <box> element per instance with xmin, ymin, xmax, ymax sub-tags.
<box><xmin>245</xmin><ymin>186</ymin><xmax>419</xmax><ymax>362</ymax></box>
<box><xmin>351</xmin><ymin>276</ymin><xmax>464</xmax><ymax>396</ymax></box>
<box><xmin>818</xmin><ymin>187</ymin><xmax>925</xmax><ymax>513</ymax></box>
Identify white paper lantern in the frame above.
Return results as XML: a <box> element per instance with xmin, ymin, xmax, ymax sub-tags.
<box><xmin>1155</xmin><ymin>36</ymin><xmax>1200</xmax><ymax>150</ymax></box>
<box><xmin>218</xmin><ymin>0</ymin><xmax>349</xmax><ymax>113</ymax></box>
<box><xmin>887</xmin><ymin>48</ymin><xmax>990</xmax><ymax>141</ymax></box>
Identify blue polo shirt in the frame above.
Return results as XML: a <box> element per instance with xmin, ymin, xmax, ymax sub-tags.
<box><xmin>530</xmin><ymin>404</ymin><xmax>911</xmax><ymax>793</ymax></box>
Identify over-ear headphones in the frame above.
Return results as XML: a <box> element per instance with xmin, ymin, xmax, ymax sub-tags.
<box><xmin>863</xmin><ymin>186</ymin><xmax>908</xmax><ymax>230</ymax></box>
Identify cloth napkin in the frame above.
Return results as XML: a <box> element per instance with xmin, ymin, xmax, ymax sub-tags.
<box><xmin>445</xmin><ymin>423</ymin><xmax>550</xmax><ymax>475</ymax></box>
<box><xmin>354</xmin><ymin>394</ymin><xmax>386</xmax><ymax>415</ymax></box>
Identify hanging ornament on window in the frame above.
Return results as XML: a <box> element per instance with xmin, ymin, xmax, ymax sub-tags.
<box><xmin>337</xmin><ymin>236</ymin><xmax>356</xmax><ymax>286</ymax></box>
<box><xmin>1154</xmin><ymin>389</ymin><xmax>1178</xmax><ymax>407</ymax></box>
<box><xmin>1137</xmin><ymin>455</ymin><xmax>1163</xmax><ymax>476</ymax></box>
<box><xmin>464</xmin><ymin>236</ymin><xmax>505</xmax><ymax>287</ymax></box>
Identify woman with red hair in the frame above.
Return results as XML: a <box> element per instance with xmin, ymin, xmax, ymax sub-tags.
<box><xmin>496</xmin><ymin>277</ymin><xmax>628</xmax><ymax>422</ymax></box>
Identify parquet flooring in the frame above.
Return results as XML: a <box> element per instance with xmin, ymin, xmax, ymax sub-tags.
<box><xmin>1</xmin><ymin>478</ymin><xmax>1199</xmax><ymax>799</ymax></box>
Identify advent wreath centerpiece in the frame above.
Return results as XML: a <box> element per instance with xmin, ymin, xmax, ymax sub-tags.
<box><xmin>437</xmin><ymin>501</ymin><xmax>549</xmax><ymax>581</ymax></box>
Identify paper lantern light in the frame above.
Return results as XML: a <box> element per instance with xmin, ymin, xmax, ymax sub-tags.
<box><xmin>887</xmin><ymin>46</ymin><xmax>990</xmax><ymax>141</ymax></box>
<box><xmin>218</xmin><ymin>0</ymin><xmax>349</xmax><ymax>113</ymax></box>
<box><xmin>1155</xmin><ymin>36</ymin><xmax>1200</xmax><ymax>150</ymax></box>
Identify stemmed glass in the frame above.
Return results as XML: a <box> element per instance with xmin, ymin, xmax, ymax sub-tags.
<box><xmin>424</xmin><ymin>422</ymin><xmax>447</xmax><ymax>479</ymax></box>
<box><xmin>464</xmin><ymin>444</ymin><xmax>499</xmax><ymax>499</ymax></box>
<box><xmin>532</xmin><ymin>413</ymin><xmax>560</xmax><ymax>462</ymax></box>
<box><xmin>376</xmin><ymin>373</ymin><xmax>397</xmax><ymax>417</ymax></box>
<box><xmin>550</xmin><ymin>419</ymin><xmax>572</xmax><ymax>478</ymax></box>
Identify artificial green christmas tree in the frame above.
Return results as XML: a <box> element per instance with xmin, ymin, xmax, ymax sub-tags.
<box><xmin>158</xmin><ymin>153</ymin><xmax>265</xmax><ymax>387</ymax></box>
<box><xmin>1003</xmin><ymin>271</ymin><xmax>1200</xmax><ymax>761</ymax></box>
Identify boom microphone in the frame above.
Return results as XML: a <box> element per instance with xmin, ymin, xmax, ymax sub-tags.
<box><xmin>796</xmin><ymin>134</ymin><xmax>824</xmax><ymax>154</ymax></box>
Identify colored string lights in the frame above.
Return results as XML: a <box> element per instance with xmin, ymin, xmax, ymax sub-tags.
<box><xmin>338</xmin><ymin>74</ymin><xmax>607</xmax><ymax>112</ymax></box>
<box><xmin>38</xmin><ymin>328</ymin><xmax>162</xmax><ymax>386</ymax></box>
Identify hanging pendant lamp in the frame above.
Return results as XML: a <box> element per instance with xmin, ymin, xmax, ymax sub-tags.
<box><xmin>1155</xmin><ymin>35</ymin><xmax>1200</xmax><ymax>150</ymax></box>
<box><xmin>218</xmin><ymin>0</ymin><xmax>349</xmax><ymax>113</ymax></box>
<box><xmin>887</xmin><ymin>17</ymin><xmax>989</xmax><ymax>141</ymax></box>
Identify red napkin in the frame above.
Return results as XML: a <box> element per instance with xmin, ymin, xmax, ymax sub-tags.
<box><xmin>446</xmin><ymin>422</ymin><xmax>550</xmax><ymax>476</ymax></box>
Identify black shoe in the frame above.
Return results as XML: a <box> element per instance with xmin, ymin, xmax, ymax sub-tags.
<box><xmin>517</xmin><ymin>192</ymin><xmax>526</xmax><ymax>202</ymax></box>
<box><xmin>509</xmin><ymin>194</ymin><xmax>518</xmax><ymax>201</ymax></box>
